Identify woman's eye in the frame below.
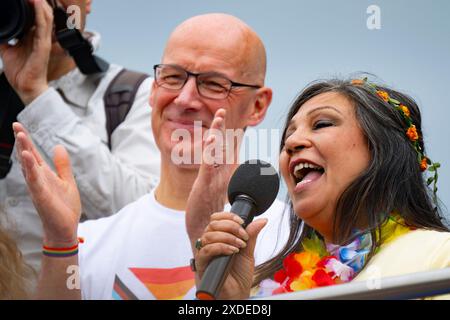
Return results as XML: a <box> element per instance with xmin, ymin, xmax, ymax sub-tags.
<box><xmin>313</xmin><ymin>121</ymin><xmax>333</xmax><ymax>130</ymax></box>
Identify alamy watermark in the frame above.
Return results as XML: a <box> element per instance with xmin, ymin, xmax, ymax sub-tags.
<box><xmin>365</xmin><ymin>265</ymin><xmax>382</xmax><ymax>290</ymax></box>
<box><xmin>169</xmin><ymin>123</ymin><xmax>281</xmax><ymax>174</ymax></box>
<box><xmin>66</xmin><ymin>5</ymin><xmax>82</xmax><ymax>30</ymax></box>
<box><xmin>367</xmin><ymin>5</ymin><xmax>381</xmax><ymax>30</ymax></box>
<box><xmin>66</xmin><ymin>265</ymin><xmax>80</xmax><ymax>290</ymax></box>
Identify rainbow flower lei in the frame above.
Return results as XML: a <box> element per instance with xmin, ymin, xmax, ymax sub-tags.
<box><xmin>256</xmin><ymin>215</ymin><xmax>412</xmax><ymax>296</ymax></box>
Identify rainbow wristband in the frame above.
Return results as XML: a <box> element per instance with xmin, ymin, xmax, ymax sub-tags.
<box><xmin>42</xmin><ymin>238</ymin><xmax>84</xmax><ymax>258</ymax></box>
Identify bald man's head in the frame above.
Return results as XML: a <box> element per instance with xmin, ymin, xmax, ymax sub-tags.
<box><xmin>162</xmin><ymin>13</ymin><xmax>267</xmax><ymax>84</ymax></box>
<box><xmin>151</xmin><ymin>14</ymin><xmax>273</xmax><ymax>165</ymax></box>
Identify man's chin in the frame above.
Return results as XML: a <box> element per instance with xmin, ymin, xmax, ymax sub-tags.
<box><xmin>166</xmin><ymin>140</ymin><xmax>205</xmax><ymax>165</ymax></box>
<box><xmin>173</xmin><ymin>162</ymin><xmax>201</xmax><ymax>171</ymax></box>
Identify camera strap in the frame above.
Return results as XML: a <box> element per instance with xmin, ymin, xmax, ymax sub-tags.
<box><xmin>0</xmin><ymin>5</ymin><xmax>110</xmax><ymax>179</ymax></box>
<box><xmin>0</xmin><ymin>73</ymin><xmax>24</xmax><ymax>178</ymax></box>
<box><xmin>53</xmin><ymin>6</ymin><xmax>109</xmax><ymax>75</ymax></box>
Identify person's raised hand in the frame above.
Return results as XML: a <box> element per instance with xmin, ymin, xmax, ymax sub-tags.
<box><xmin>0</xmin><ymin>0</ymin><xmax>53</xmax><ymax>105</ymax></box>
<box><xmin>186</xmin><ymin>108</ymin><xmax>243</xmax><ymax>252</ymax></box>
<box><xmin>13</xmin><ymin>122</ymin><xmax>81</xmax><ymax>247</ymax></box>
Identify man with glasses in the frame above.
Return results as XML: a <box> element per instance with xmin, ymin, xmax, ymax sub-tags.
<box><xmin>14</xmin><ymin>13</ymin><xmax>289</xmax><ymax>299</ymax></box>
<box><xmin>153</xmin><ymin>64</ymin><xmax>262</xmax><ymax>100</ymax></box>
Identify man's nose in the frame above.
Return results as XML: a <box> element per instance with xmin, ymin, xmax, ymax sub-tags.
<box><xmin>173</xmin><ymin>76</ymin><xmax>203</xmax><ymax>111</ymax></box>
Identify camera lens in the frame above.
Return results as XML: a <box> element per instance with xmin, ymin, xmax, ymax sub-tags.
<box><xmin>0</xmin><ymin>0</ymin><xmax>34</xmax><ymax>44</ymax></box>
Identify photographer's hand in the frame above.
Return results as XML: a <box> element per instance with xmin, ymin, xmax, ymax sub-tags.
<box><xmin>0</xmin><ymin>0</ymin><xmax>53</xmax><ymax>105</ymax></box>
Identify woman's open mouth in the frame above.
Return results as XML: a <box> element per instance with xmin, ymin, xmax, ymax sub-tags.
<box><xmin>291</xmin><ymin>161</ymin><xmax>325</xmax><ymax>192</ymax></box>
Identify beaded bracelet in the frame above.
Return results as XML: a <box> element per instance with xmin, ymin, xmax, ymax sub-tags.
<box><xmin>42</xmin><ymin>237</ymin><xmax>84</xmax><ymax>258</ymax></box>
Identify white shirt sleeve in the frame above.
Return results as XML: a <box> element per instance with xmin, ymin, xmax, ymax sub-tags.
<box><xmin>17</xmin><ymin>81</ymin><xmax>160</xmax><ymax>218</ymax></box>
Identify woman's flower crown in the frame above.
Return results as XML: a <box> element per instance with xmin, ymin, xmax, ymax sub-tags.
<box><xmin>351</xmin><ymin>78</ymin><xmax>440</xmax><ymax>201</ymax></box>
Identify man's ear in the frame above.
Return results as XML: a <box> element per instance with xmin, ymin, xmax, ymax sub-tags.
<box><xmin>246</xmin><ymin>87</ymin><xmax>273</xmax><ymax>127</ymax></box>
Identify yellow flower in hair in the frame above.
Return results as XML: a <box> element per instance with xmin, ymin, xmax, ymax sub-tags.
<box><xmin>376</xmin><ymin>90</ymin><xmax>390</xmax><ymax>102</ymax></box>
<box><xmin>406</xmin><ymin>125</ymin><xmax>419</xmax><ymax>142</ymax></box>
<box><xmin>400</xmin><ymin>105</ymin><xmax>411</xmax><ymax>117</ymax></box>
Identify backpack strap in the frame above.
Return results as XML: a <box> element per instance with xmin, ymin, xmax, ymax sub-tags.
<box><xmin>103</xmin><ymin>69</ymin><xmax>149</xmax><ymax>149</ymax></box>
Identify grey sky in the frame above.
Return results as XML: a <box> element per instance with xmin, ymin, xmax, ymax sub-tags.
<box><xmin>87</xmin><ymin>0</ymin><xmax>449</xmax><ymax>217</ymax></box>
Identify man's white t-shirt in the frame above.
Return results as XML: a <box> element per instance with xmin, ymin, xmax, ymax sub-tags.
<box><xmin>78</xmin><ymin>190</ymin><xmax>290</xmax><ymax>300</ymax></box>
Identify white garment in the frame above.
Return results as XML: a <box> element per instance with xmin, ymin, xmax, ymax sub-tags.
<box><xmin>78</xmin><ymin>190</ymin><xmax>290</xmax><ymax>300</ymax></box>
<box><xmin>0</xmin><ymin>32</ymin><xmax>160</xmax><ymax>272</ymax></box>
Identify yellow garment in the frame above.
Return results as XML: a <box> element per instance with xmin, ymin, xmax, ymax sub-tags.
<box><xmin>354</xmin><ymin>229</ymin><xmax>450</xmax><ymax>300</ymax></box>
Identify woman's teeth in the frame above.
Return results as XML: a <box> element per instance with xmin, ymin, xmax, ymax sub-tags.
<box><xmin>293</xmin><ymin>162</ymin><xmax>324</xmax><ymax>182</ymax></box>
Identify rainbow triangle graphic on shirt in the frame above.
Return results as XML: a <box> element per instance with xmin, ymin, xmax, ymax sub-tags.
<box><xmin>130</xmin><ymin>266</ymin><xmax>195</xmax><ymax>300</ymax></box>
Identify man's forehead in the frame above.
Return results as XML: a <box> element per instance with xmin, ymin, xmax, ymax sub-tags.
<box><xmin>162</xmin><ymin>39</ymin><xmax>246</xmax><ymax>77</ymax></box>
<box><xmin>161</xmin><ymin>14</ymin><xmax>266</xmax><ymax>83</ymax></box>
<box><xmin>165</xmin><ymin>25</ymin><xmax>248</xmax><ymax>57</ymax></box>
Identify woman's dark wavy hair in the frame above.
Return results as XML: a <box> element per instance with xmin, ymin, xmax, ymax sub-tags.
<box><xmin>253</xmin><ymin>77</ymin><xmax>449</xmax><ymax>286</ymax></box>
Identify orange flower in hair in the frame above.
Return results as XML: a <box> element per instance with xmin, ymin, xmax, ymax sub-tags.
<box><xmin>406</xmin><ymin>125</ymin><xmax>419</xmax><ymax>142</ymax></box>
<box><xmin>376</xmin><ymin>90</ymin><xmax>390</xmax><ymax>102</ymax></box>
<box><xmin>351</xmin><ymin>79</ymin><xmax>365</xmax><ymax>86</ymax></box>
<box><xmin>350</xmin><ymin>78</ymin><xmax>440</xmax><ymax>202</ymax></box>
<box><xmin>420</xmin><ymin>157</ymin><xmax>428</xmax><ymax>172</ymax></box>
<box><xmin>400</xmin><ymin>105</ymin><xmax>410</xmax><ymax>117</ymax></box>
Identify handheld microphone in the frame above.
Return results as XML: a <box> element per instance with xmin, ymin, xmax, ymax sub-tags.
<box><xmin>196</xmin><ymin>160</ymin><xmax>280</xmax><ymax>300</ymax></box>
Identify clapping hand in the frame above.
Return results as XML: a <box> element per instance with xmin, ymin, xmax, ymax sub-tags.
<box><xmin>13</xmin><ymin>122</ymin><xmax>81</xmax><ymax>247</ymax></box>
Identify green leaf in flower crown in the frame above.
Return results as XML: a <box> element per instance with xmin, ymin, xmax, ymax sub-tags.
<box><xmin>428</xmin><ymin>166</ymin><xmax>436</xmax><ymax>172</ymax></box>
<box><xmin>302</xmin><ymin>233</ymin><xmax>328</xmax><ymax>257</ymax></box>
<box><xmin>405</xmin><ymin>118</ymin><xmax>413</xmax><ymax>127</ymax></box>
<box><xmin>389</xmin><ymin>98</ymin><xmax>401</xmax><ymax>105</ymax></box>
<box><xmin>427</xmin><ymin>177</ymin><xmax>434</xmax><ymax>185</ymax></box>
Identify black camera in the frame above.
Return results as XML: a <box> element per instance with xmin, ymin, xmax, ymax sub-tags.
<box><xmin>0</xmin><ymin>0</ymin><xmax>36</xmax><ymax>44</ymax></box>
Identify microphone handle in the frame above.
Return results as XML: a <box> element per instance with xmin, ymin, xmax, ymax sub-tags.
<box><xmin>196</xmin><ymin>195</ymin><xmax>255</xmax><ymax>300</ymax></box>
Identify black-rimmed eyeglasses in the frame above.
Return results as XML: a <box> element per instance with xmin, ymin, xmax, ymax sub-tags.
<box><xmin>153</xmin><ymin>64</ymin><xmax>261</xmax><ymax>100</ymax></box>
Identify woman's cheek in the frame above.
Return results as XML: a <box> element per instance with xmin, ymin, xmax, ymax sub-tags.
<box><xmin>279</xmin><ymin>152</ymin><xmax>290</xmax><ymax>181</ymax></box>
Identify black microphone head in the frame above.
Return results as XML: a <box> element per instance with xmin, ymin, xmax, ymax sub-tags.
<box><xmin>228</xmin><ymin>160</ymin><xmax>280</xmax><ymax>216</ymax></box>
